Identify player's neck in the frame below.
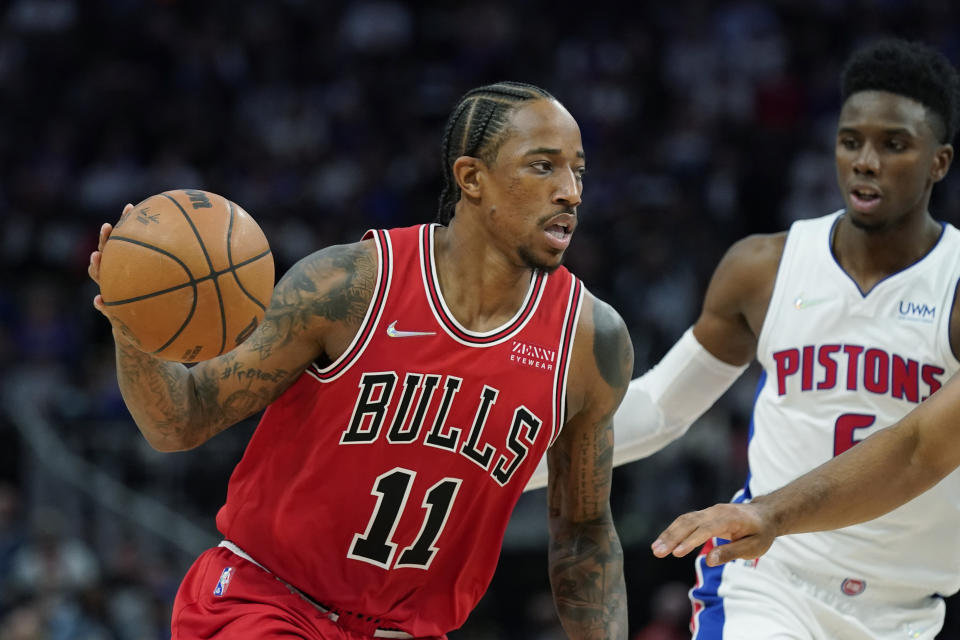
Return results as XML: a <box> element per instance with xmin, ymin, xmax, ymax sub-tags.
<box><xmin>432</xmin><ymin>220</ymin><xmax>536</xmax><ymax>333</ymax></box>
<box><xmin>831</xmin><ymin>210</ymin><xmax>942</xmax><ymax>292</ymax></box>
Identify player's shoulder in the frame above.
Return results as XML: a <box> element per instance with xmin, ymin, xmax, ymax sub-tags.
<box><xmin>294</xmin><ymin>238</ymin><xmax>378</xmax><ymax>277</ymax></box>
<box><xmin>570</xmin><ymin>289</ymin><xmax>633</xmax><ymax>405</ymax></box>
<box><xmin>577</xmin><ymin>289</ymin><xmax>629</xmax><ymax>342</ymax></box>
<box><xmin>721</xmin><ymin>231</ymin><xmax>788</xmax><ymax>274</ymax></box>
<box><xmin>308</xmin><ymin>237</ymin><xmax>378</xmax><ymax>262</ymax></box>
<box><xmin>718</xmin><ymin>212</ymin><xmax>849</xmax><ymax>284</ymax></box>
<box><xmin>700</xmin><ymin>231</ymin><xmax>788</xmax><ymax>325</ymax></box>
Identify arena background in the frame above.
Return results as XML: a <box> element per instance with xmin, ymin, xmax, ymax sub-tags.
<box><xmin>2</xmin><ymin>1</ymin><xmax>960</xmax><ymax>638</ymax></box>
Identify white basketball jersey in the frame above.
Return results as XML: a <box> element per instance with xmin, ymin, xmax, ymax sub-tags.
<box><xmin>753</xmin><ymin>210</ymin><xmax>960</xmax><ymax>596</ymax></box>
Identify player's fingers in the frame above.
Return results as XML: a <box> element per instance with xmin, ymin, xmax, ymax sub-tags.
<box><xmin>669</xmin><ymin>527</ymin><xmax>715</xmax><ymax>558</ymax></box>
<box><xmin>88</xmin><ymin>249</ymin><xmax>101</xmax><ymax>281</ymax></box>
<box><xmin>651</xmin><ymin>512</ymin><xmax>712</xmax><ymax>558</ymax></box>
<box><xmin>98</xmin><ymin>221</ymin><xmax>115</xmax><ymax>252</ymax></box>
<box><xmin>705</xmin><ymin>536</ymin><xmax>769</xmax><ymax>567</ymax></box>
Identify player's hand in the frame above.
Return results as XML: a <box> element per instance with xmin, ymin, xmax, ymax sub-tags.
<box><xmin>650</xmin><ymin>502</ymin><xmax>775</xmax><ymax>567</ymax></box>
<box><xmin>89</xmin><ymin>205</ymin><xmax>132</xmax><ymax>314</ymax></box>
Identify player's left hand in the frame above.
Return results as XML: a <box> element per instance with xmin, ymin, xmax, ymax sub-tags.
<box><xmin>89</xmin><ymin>204</ymin><xmax>133</xmax><ymax>315</ymax></box>
<box><xmin>650</xmin><ymin>502</ymin><xmax>775</xmax><ymax>567</ymax></box>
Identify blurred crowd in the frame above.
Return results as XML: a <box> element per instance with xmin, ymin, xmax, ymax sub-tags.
<box><xmin>3</xmin><ymin>0</ymin><xmax>960</xmax><ymax>638</ymax></box>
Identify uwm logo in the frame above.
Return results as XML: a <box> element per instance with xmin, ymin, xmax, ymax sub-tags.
<box><xmin>898</xmin><ymin>301</ymin><xmax>935</xmax><ymax>323</ymax></box>
<box><xmin>340</xmin><ymin>372</ymin><xmax>543</xmax><ymax>486</ymax></box>
<box><xmin>510</xmin><ymin>340</ymin><xmax>556</xmax><ymax>371</ymax></box>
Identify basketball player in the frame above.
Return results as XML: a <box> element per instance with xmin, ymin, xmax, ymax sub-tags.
<box><xmin>528</xmin><ymin>38</ymin><xmax>960</xmax><ymax>639</ymax></box>
<box><xmin>88</xmin><ymin>82</ymin><xmax>630</xmax><ymax>639</ymax></box>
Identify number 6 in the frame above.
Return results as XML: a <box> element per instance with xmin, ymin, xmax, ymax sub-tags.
<box><xmin>833</xmin><ymin>413</ymin><xmax>876</xmax><ymax>457</ymax></box>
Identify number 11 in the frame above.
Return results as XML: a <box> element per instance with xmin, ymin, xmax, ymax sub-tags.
<box><xmin>348</xmin><ymin>467</ymin><xmax>461</xmax><ymax>570</ymax></box>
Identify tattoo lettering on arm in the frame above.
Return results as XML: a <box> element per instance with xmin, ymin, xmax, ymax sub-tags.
<box><xmin>581</xmin><ymin>419</ymin><xmax>615</xmax><ymax>514</ymax></box>
<box><xmin>549</xmin><ymin>413</ymin><xmax>616</xmax><ymax>519</ymax></box>
<box><xmin>189</xmin><ymin>359</ymin><xmax>284</xmax><ymax>435</ymax></box>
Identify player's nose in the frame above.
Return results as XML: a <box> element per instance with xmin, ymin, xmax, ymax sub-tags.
<box><xmin>852</xmin><ymin>142</ymin><xmax>881</xmax><ymax>175</ymax></box>
<box><xmin>552</xmin><ymin>168</ymin><xmax>582</xmax><ymax>208</ymax></box>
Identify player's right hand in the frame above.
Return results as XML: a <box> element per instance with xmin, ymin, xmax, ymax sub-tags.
<box><xmin>89</xmin><ymin>204</ymin><xmax>132</xmax><ymax>315</ymax></box>
<box><xmin>650</xmin><ymin>502</ymin><xmax>776</xmax><ymax>567</ymax></box>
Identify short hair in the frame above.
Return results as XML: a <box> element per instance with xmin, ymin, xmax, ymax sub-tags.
<box><xmin>437</xmin><ymin>81</ymin><xmax>554</xmax><ymax>224</ymax></box>
<box><xmin>841</xmin><ymin>38</ymin><xmax>960</xmax><ymax>143</ymax></box>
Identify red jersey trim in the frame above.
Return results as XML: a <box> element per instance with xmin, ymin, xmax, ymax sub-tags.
<box><xmin>306</xmin><ymin>230</ymin><xmax>392</xmax><ymax>382</ymax></box>
<box><xmin>419</xmin><ymin>224</ymin><xmax>547</xmax><ymax>346</ymax></box>
<box><xmin>550</xmin><ymin>278</ymin><xmax>583</xmax><ymax>445</ymax></box>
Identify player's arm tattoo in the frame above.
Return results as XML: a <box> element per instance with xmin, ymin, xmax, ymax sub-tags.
<box><xmin>113</xmin><ymin>242</ymin><xmax>377</xmax><ymax>451</ymax></box>
<box><xmin>247</xmin><ymin>243</ymin><xmax>376</xmax><ymax>360</ymax></box>
<box><xmin>547</xmin><ymin>419</ymin><xmax>626</xmax><ymax>638</ymax></box>
<box><xmin>591</xmin><ymin>299</ymin><xmax>633</xmax><ymax>392</ymax></box>
<box><xmin>546</xmin><ymin>299</ymin><xmax>630</xmax><ymax>638</ymax></box>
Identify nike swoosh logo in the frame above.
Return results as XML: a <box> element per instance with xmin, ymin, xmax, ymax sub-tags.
<box><xmin>793</xmin><ymin>296</ymin><xmax>831</xmax><ymax>309</ymax></box>
<box><xmin>386</xmin><ymin>321</ymin><xmax>436</xmax><ymax>338</ymax></box>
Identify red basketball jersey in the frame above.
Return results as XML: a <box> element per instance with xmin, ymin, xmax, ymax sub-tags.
<box><xmin>216</xmin><ymin>224</ymin><xmax>583</xmax><ymax>637</ymax></box>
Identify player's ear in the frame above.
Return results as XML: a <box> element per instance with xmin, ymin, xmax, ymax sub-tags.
<box><xmin>452</xmin><ymin>156</ymin><xmax>484</xmax><ymax>199</ymax></box>
<box><xmin>932</xmin><ymin>143</ymin><xmax>953</xmax><ymax>183</ymax></box>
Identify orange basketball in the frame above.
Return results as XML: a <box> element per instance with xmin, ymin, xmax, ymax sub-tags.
<box><xmin>99</xmin><ymin>189</ymin><xmax>275</xmax><ymax>362</ymax></box>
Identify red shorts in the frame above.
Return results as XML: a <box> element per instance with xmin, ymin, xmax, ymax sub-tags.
<box><xmin>172</xmin><ymin>546</ymin><xmax>422</xmax><ymax>640</ymax></box>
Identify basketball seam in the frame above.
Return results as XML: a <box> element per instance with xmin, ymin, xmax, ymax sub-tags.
<box><xmin>225</xmin><ymin>200</ymin><xmax>270</xmax><ymax>313</ymax></box>
<box><xmin>163</xmin><ymin>192</ymin><xmax>228</xmax><ymax>356</ymax></box>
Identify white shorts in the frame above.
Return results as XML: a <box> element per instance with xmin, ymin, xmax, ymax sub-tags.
<box><xmin>689</xmin><ymin>539</ymin><xmax>945</xmax><ymax>640</ymax></box>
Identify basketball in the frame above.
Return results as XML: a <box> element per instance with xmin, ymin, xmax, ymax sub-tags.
<box><xmin>98</xmin><ymin>189</ymin><xmax>275</xmax><ymax>362</ymax></box>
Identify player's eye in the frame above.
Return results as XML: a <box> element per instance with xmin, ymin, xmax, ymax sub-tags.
<box><xmin>839</xmin><ymin>137</ymin><xmax>859</xmax><ymax>150</ymax></box>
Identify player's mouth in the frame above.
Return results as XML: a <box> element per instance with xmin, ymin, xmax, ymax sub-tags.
<box><xmin>849</xmin><ymin>185</ymin><xmax>883</xmax><ymax>213</ymax></box>
<box><xmin>543</xmin><ymin>215</ymin><xmax>575</xmax><ymax>250</ymax></box>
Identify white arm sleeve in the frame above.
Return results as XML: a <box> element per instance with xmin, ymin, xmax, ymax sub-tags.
<box><xmin>523</xmin><ymin>327</ymin><xmax>747</xmax><ymax>492</ymax></box>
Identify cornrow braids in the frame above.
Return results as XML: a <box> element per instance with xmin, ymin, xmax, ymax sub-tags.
<box><xmin>841</xmin><ymin>38</ymin><xmax>960</xmax><ymax>143</ymax></box>
<box><xmin>437</xmin><ymin>81</ymin><xmax>554</xmax><ymax>224</ymax></box>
